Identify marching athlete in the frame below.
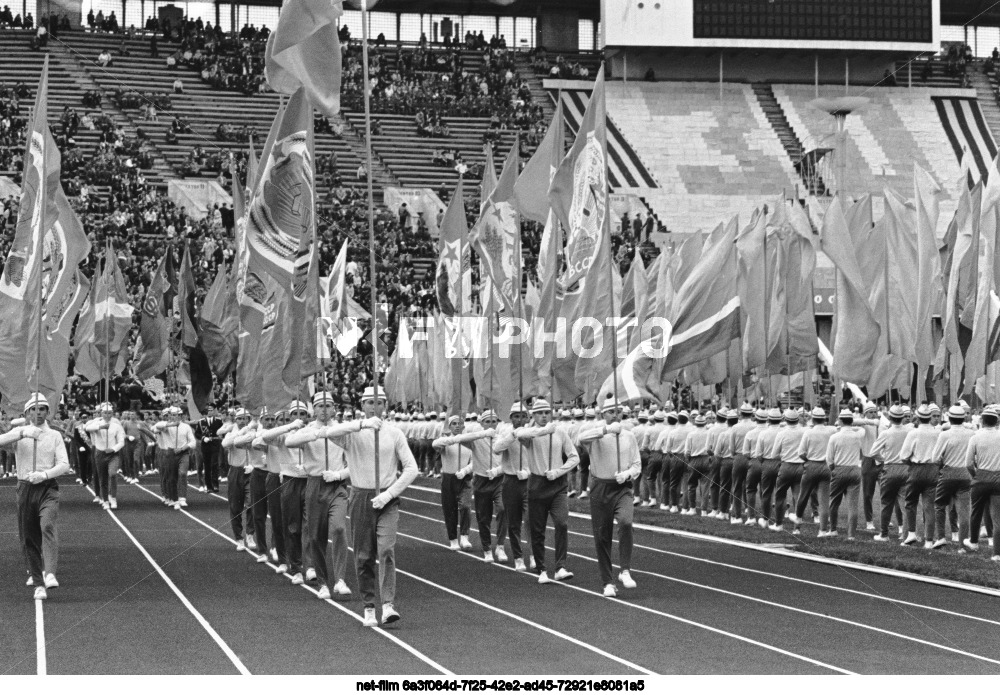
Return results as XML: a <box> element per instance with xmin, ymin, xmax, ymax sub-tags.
<box><xmin>432</xmin><ymin>414</ymin><xmax>475</xmax><ymax>550</ymax></box>
<box><xmin>85</xmin><ymin>403</ymin><xmax>125</xmax><ymax>510</ymax></box>
<box><xmin>493</xmin><ymin>402</ymin><xmax>535</xmax><ymax>570</ymax></box>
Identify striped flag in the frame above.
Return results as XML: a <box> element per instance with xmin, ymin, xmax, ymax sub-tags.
<box><xmin>134</xmin><ymin>250</ymin><xmax>176</xmax><ymax>379</ymax></box>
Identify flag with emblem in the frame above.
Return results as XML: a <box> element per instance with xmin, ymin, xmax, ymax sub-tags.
<box><xmin>471</xmin><ymin>136</ymin><xmax>522</xmax><ymax>315</ymax></box>
<box><xmin>0</xmin><ymin>57</ymin><xmax>61</xmax><ymax>409</ymax></box>
<box><xmin>436</xmin><ymin>179</ymin><xmax>471</xmax><ymax>316</ymax></box>
<box><xmin>135</xmin><ymin>250</ymin><xmax>176</xmax><ymax>379</ymax></box>
<box><xmin>244</xmin><ymin>88</ymin><xmax>316</xmax><ymax>301</ymax></box>
<box><xmin>199</xmin><ymin>263</ymin><xmax>239</xmax><ymax>380</ymax></box>
<box><xmin>38</xmin><ymin>270</ymin><xmax>90</xmax><ymax>405</ymax></box>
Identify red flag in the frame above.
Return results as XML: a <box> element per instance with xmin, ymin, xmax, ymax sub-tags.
<box><xmin>436</xmin><ymin>179</ymin><xmax>471</xmax><ymax>316</ymax></box>
<box><xmin>264</xmin><ymin>0</ymin><xmax>343</xmax><ymax>116</ymax></box>
<box><xmin>0</xmin><ymin>57</ymin><xmax>59</xmax><ymax>408</ymax></box>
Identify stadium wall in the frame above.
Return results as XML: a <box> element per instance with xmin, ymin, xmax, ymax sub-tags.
<box><xmin>41</xmin><ymin>0</ymin><xmax>82</xmax><ymax>27</ymax></box>
<box><xmin>537</xmin><ymin>9</ymin><xmax>578</xmax><ymax>52</ymax></box>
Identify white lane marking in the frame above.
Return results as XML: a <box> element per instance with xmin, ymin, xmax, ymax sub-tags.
<box><xmin>100</xmin><ymin>501</ymin><xmax>251</xmax><ymax>674</ymax></box>
<box><xmin>405</xmin><ymin>484</ymin><xmax>1000</xmax><ymax>599</ymax></box>
<box><xmin>394</xmin><ymin>508</ymin><xmax>856</xmax><ymax>675</ymax></box>
<box><xmin>35</xmin><ymin>598</ymin><xmax>46</xmax><ymax>675</ymax></box>
<box><xmin>137</xmin><ymin>482</ymin><xmax>453</xmax><ymax>676</ymax></box>
<box><xmin>399</xmin><ymin>494</ymin><xmax>1000</xmax><ymax>627</ymax></box>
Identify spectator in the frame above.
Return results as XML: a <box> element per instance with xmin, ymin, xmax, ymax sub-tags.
<box><xmin>173</xmin><ymin>78</ymin><xmax>184</xmax><ymax>94</ymax></box>
<box><xmin>97</xmin><ymin>49</ymin><xmax>113</xmax><ymax>68</ymax></box>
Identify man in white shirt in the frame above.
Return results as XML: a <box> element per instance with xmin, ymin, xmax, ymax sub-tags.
<box><xmin>900</xmin><ymin>404</ymin><xmax>941</xmax><ymax>547</ymax></box>
<box><xmin>85</xmin><ymin>402</ymin><xmax>125</xmax><ymax>510</ymax></box>
<box><xmin>494</xmin><ymin>402</ymin><xmax>535</xmax><ymax>570</ymax></box>
<box><xmin>0</xmin><ymin>393</ymin><xmax>71</xmax><ymax>600</ymax></box>
<box><xmin>794</xmin><ymin>407</ymin><xmax>836</xmax><ymax>536</ymax></box>
<box><xmin>222</xmin><ymin>408</ymin><xmax>256</xmax><ymax>548</ymax></box>
<box><xmin>154</xmin><ymin>406</ymin><xmax>197</xmax><ymax>510</ymax></box>
<box><xmin>930</xmin><ymin>405</ymin><xmax>976</xmax><ymax>550</ymax></box>
<box><xmin>826</xmin><ymin>410</ymin><xmax>865</xmax><ymax>539</ymax></box>
<box><xmin>967</xmin><ymin>405</ymin><xmax>1000</xmax><ymax>558</ymax></box>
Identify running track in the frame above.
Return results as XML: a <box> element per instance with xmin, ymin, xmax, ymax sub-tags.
<box><xmin>2</xmin><ymin>476</ymin><xmax>1000</xmax><ymax>675</ymax></box>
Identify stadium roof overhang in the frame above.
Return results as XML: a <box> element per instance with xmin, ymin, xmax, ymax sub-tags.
<box><xmin>334</xmin><ymin>0</ymin><xmax>601</xmax><ymax>21</ymax></box>
<box><xmin>941</xmin><ymin>0</ymin><xmax>1000</xmax><ymax>27</ymax></box>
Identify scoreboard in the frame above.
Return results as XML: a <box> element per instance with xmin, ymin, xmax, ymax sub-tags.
<box><xmin>603</xmin><ymin>0</ymin><xmax>939</xmax><ymax>52</ymax></box>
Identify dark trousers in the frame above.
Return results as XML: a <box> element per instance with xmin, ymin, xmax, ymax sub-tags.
<box><xmin>646</xmin><ymin>452</ymin><xmax>664</xmax><ymax>502</ymax></box>
<box><xmin>830</xmin><ymin>466</ymin><xmax>861</xmax><ymax>536</ymax></box>
<box><xmin>861</xmin><ymin>456</ymin><xmax>879</xmax><ymax>523</ymax></box>
<box><xmin>970</xmin><ymin>470</ymin><xmax>1000</xmax><ymax>554</ymax></box>
<box><xmin>745</xmin><ymin>458</ymin><xmax>763</xmax><ymax>518</ymax></box>
<box><xmin>528</xmin><ymin>474</ymin><xmax>569</xmax><ymax>575</ymax></box>
<box><xmin>94</xmin><ymin>450</ymin><xmax>120</xmax><ymax>502</ymax></box>
<box><xmin>306</xmin><ymin>477</ymin><xmax>349</xmax><ymax>588</ymax></box>
<box><xmin>796</xmin><ymin>462</ymin><xmax>831</xmax><ymax>532</ymax></box>
<box><xmin>161</xmin><ymin>450</ymin><xmax>181</xmax><ymax>502</ymax></box>
<box><xmin>249</xmin><ymin>469</ymin><xmax>270</xmax><ymax>554</ymax></box>
<box><xmin>904</xmin><ymin>464</ymin><xmax>939</xmax><ymax>540</ymax></box>
<box><xmin>935</xmin><ymin>468</ymin><xmax>971</xmax><ymax>543</ymax></box>
<box><xmin>203</xmin><ymin>443</ymin><xmax>221</xmax><ymax>492</ymax></box>
<box><xmin>730</xmin><ymin>454</ymin><xmax>749</xmax><ymax>517</ymax></box>
<box><xmin>578</xmin><ymin>449</ymin><xmax>591</xmax><ymax>493</ymax></box>
<box><xmin>634</xmin><ymin>451</ymin><xmax>649</xmax><ymax>500</ymax></box>
<box><xmin>473</xmin><ymin>475</ymin><xmax>506</xmax><ymax>550</ymax></box>
<box><xmin>280</xmin><ymin>476</ymin><xmax>308</xmax><ymax>574</ymax></box>
<box><xmin>227</xmin><ymin>467</ymin><xmax>249</xmax><ymax>541</ymax></box>
<box><xmin>774</xmin><ymin>462</ymin><xmax>803</xmax><ymax>525</ymax></box>
<box><xmin>589</xmin><ymin>479</ymin><xmax>633</xmax><ymax>586</ymax></box>
<box><xmin>349</xmin><ymin>488</ymin><xmax>399</xmax><ymax>609</ymax></box>
<box><xmin>879</xmin><ymin>463</ymin><xmax>909</xmax><ymax>536</ymax></box>
<box><xmin>502</xmin><ymin>474</ymin><xmax>528</xmax><ymax>560</ymax></box>
<box><xmin>714</xmin><ymin>457</ymin><xmax>733</xmax><ymax>514</ymax></box>
<box><xmin>759</xmin><ymin>458</ymin><xmax>781</xmax><ymax>522</ymax></box>
<box><xmin>77</xmin><ymin>445</ymin><xmax>93</xmax><ymax>486</ymax></box>
<box><xmin>668</xmin><ymin>453</ymin><xmax>687</xmax><ymax>507</ymax></box>
<box><xmin>123</xmin><ymin>440</ymin><xmax>138</xmax><ymax>478</ymax></box>
<box><xmin>440</xmin><ymin>473</ymin><xmax>471</xmax><ymax>541</ymax></box>
<box><xmin>265</xmin><ymin>472</ymin><xmax>286</xmax><ymax>564</ymax></box>
<box><xmin>685</xmin><ymin>454</ymin><xmax>710</xmax><ymax>511</ymax></box>
<box><xmin>177</xmin><ymin>451</ymin><xmax>190</xmax><ymax>501</ymax></box>
<box><xmin>17</xmin><ymin>480</ymin><xmax>59</xmax><ymax>584</ymax></box>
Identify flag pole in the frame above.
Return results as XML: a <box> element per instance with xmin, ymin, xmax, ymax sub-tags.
<box><xmin>30</xmin><ymin>56</ymin><xmax>50</xmax><ymax>473</ymax></box>
<box><xmin>360</xmin><ymin>0</ymin><xmax>381</xmax><ymax>488</ymax></box>
<box><xmin>105</xmin><ymin>241</ymin><xmax>112</xmax><ymax>406</ymax></box>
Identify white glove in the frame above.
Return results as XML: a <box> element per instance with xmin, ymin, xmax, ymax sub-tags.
<box><xmin>202</xmin><ymin>436</ymin><xmax>210</xmax><ymax>443</ymax></box>
<box><xmin>614</xmin><ymin>471</ymin><xmax>630</xmax><ymax>485</ymax></box>
<box><xmin>243</xmin><ymin>465</ymin><xmax>253</xmax><ymax>475</ymax></box>
<box><xmin>487</xmin><ymin>468</ymin><xmax>498</xmax><ymax>480</ymax></box>
<box><xmin>481</xmin><ymin>428</ymin><xmax>496</xmax><ymax>438</ymax></box>
<box><xmin>290</xmin><ymin>419</ymin><xmax>305</xmax><ymax>430</ymax></box>
<box><xmin>371</xmin><ymin>492</ymin><xmax>393</xmax><ymax>509</ymax></box>
<box><xmin>129</xmin><ymin>435</ymin><xmax>136</xmax><ymax>442</ymax></box>
<box><xmin>20</xmin><ymin>426</ymin><xmax>42</xmax><ymax>440</ymax></box>
<box><xmin>545</xmin><ymin>468</ymin><xmax>561</xmax><ymax>481</ymax></box>
<box><xmin>26</xmin><ymin>471</ymin><xmax>46</xmax><ymax>484</ymax></box>
<box><xmin>321</xmin><ymin>469</ymin><xmax>343</xmax><ymax>483</ymax></box>
<box><xmin>361</xmin><ymin>417</ymin><xmax>382</xmax><ymax>431</ymax></box>
<box><xmin>516</xmin><ymin>469</ymin><xmax>530</xmax><ymax>480</ymax></box>
<box><xmin>606</xmin><ymin>422</ymin><xmax>622</xmax><ymax>435</ymax></box>
<box><xmin>455</xmin><ymin>469</ymin><xmax>467</xmax><ymax>480</ymax></box>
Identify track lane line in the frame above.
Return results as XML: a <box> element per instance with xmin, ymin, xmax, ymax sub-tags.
<box><xmin>394</xmin><ymin>508</ymin><xmax>855</xmax><ymax>675</ymax></box>
<box><xmin>399</xmin><ymin>493</ymin><xmax>1000</xmax><ymax>627</ymax></box>
<box><xmin>35</xmin><ymin>599</ymin><xmax>46</xmax><ymax>675</ymax></box>
<box><xmin>134</xmin><ymin>481</ymin><xmax>453</xmax><ymax>676</ymax></box>
<box><xmin>98</xmin><ymin>496</ymin><xmax>250</xmax><ymax>674</ymax></box>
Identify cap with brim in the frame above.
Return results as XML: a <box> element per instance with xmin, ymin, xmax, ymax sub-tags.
<box><xmin>572</xmin><ymin>408</ymin><xmax>584</xmax><ymax>418</ymax></box>
<box><xmin>783</xmin><ymin>408</ymin><xmax>799</xmax><ymax>423</ymax></box>
<box><xmin>479</xmin><ymin>409</ymin><xmax>497</xmax><ymax>422</ymax></box>
<box><xmin>638</xmin><ymin>411</ymin><xmax>649</xmax><ymax>421</ymax></box>
<box><xmin>509</xmin><ymin>402</ymin><xmax>525</xmax><ymax>415</ymax></box>
<box><xmin>767</xmin><ymin>408</ymin><xmax>782</xmax><ymax>421</ymax></box>
<box><xmin>666</xmin><ymin>412</ymin><xmax>678</xmax><ymax>423</ymax></box>
<box><xmin>839</xmin><ymin>408</ymin><xmax>854</xmax><ymax>421</ymax></box>
<box><xmin>416</xmin><ymin>413</ymin><xmax>426</xmax><ymax>420</ymax></box>
<box><xmin>901</xmin><ymin>405</ymin><xmax>912</xmax><ymax>415</ymax></box>
<box><xmin>531</xmin><ymin>398</ymin><xmax>551</xmax><ymax>413</ymax></box>
<box><xmin>888</xmin><ymin>405</ymin><xmax>905</xmax><ymax>418</ymax></box>
<box><xmin>601</xmin><ymin>401</ymin><xmax>621</xmax><ymax>413</ymax></box>
<box><xmin>97</xmin><ymin>402</ymin><xmax>114</xmax><ymax>413</ymax></box>
<box><xmin>809</xmin><ymin>407</ymin><xmax>826</xmax><ymax>419</ymax></box>
<box><xmin>161</xmin><ymin>407</ymin><xmax>172</xmax><ymax>416</ymax></box>
<box><xmin>584</xmin><ymin>407</ymin><xmax>597</xmax><ymax>417</ymax></box>
<box><xmin>24</xmin><ymin>393</ymin><xmax>49</xmax><ymax>412</ymax></box>
<box><xmin>694</xmin><ymin>414</ymin><xmax>706</xmax><ymax>426</ymax></box>
<box><xmin>928</xmin><ymin>403</ymin><xmax>941</xmax><ymax>414</ymax></box>
<box><xmin>361</xmin><ymin>386</ymin><xmax>386</xmax><ymax>402</ymax></box>
<box><xmin>739</xmin><ymin>403</ymin><xmax>755</xmax><ymax>416</ymax></box>
<box><xmin>287</xmin><ymin>400</ymin><xmax>312</xmax><ymax>415</ymax></box>
<box><xmin>653</xmin><ymin>411</ymin><xmax>665</xmax><ymax>422</ymax></box>
<box><xmin>947</xmin><ymin>405</ymin><xmax>966</xmax><ymax>419</ymax></box>
<box><xmin>235</xmin><ymin>408</ymin><xmax>250</xmax><ymax>418</ymax></box>
<box><xmin>312</xmin><ymin>391</ymin><xmax>335</xmax><ymax>406</ymax></box>
<box><xmin>754</xmin><ymin>409</ymin><xmax>767</xmax><ymax>422</ymax></box>
<box><xmin>447</xmin><ymin>415</ymin><xmax>462</xmax><ymax>426</ymax></box>
<box><xmin>916</xmin><ymin>404</ymin><xmax>933</xmax><ymax>419</ymax></box>
<box><xmin>428</xmin><ymin>411</ymin><xmax>438</xmax><ymax>419</ymax></box>
<box><xmin>622</xmin><ymin>405</ymin><xmax>632</xmax><ymax>415</ymax></box>
<box><xmin>169</xmin><ymin>406</ymin><xmax>184</xmax><ymax>415</ymax></box>
<box><xmin>864</xmin><ymin>403</ymin><xmax>878</xmax><ymax>414</ymax></box>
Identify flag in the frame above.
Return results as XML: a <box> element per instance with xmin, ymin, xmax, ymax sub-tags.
<box><xmin>736</xmin><ymin>208</ymin><xmax>768</xmax><ymax>371</ymax></box>
<box><xmin>967</xmin><ymin>154</ymin><xmax>1000</xmax><ymax>392</ymax></box>
<box><xmin>135</xmin><ymin>250</ymin><xmax>176</xmax><ymax>379</ymax></box>
<box><xmin>77</xmin><ymin>245</ymin><xmax>135</xmax><ymax>383</ymax></box>
<box><xmin>470</xmin><ymin>136</ymin><xmax>522</xmax><ymax>314</ymax></box>
<box><xmin>547</xmin><ymin>67</ymin><xmax>616</xmax><ymax>401</ymax></box>
<box><xmin>883</xmin><ymin>189</ymin><xmax>920</xmax><ymax>365</ymax></box>
<box><xmin>244</xmin><ymin>88</ymin><xmax>315</xmax><ymax>300</ymax></box>
<box><xmin>514</xmin><ymin>99</ymin><xmax>564</xmax><ymax>224</ymax></box>
<box><xmin>178</xmin><ymin>242</ymin><xmax>199</xmax><ymax>348</ymax></box>
<box><xmin>0</xmin><ymin>58</ymin><xmax>59</xmax><ymax>409</ymax></box>
<box><xmin>199</xmin><ymin>264</ymin><xmax>239</xmax><ymax>380</ymax></box>
<box><xmin>38</xmin><ymin>271</ymin><xmax>89</xmax><ymax>405</ymax></box>
<box><xmin>766</xmin><ymin>200</ymin><xmax>817</xmax><ymax>373</ymax></box>
<box><xmin>914</xmin><ymin>165</ymin><xmax>942</xmax><ymax>400</ymax></box>
<box><xmin>73</xmin><ymin>272</ymin><xmax>101</xmax><ymax>383</ymax></box>
<box><xmin>620</xmin><ymin>249</ymin><xmax>649</xmax><ymax>353</ymax></box>
<box><xmin>264</xmin><ymin>0</ymin><xmax>343</xmax><ymax>116</ymax></box>
<box><xmin>41</xmin><ymin>184</ymin><xmax>91</xmax><ymax>330</ymax></box>
<box><xmin>480</xmin><ymin>145</ymin><xmax>497</xmax><ymax>212</ymax></box>
<box><xmin>819</xmin><ymin>197</ymin><xmax>880</xmax><ymax>384</ymax></box>
<box><xmin>234</xmin><ymin>150</ymin><xmax>267</xmax><ymax>409</ymax></box>
<box><xmin>436</xmin><ymin>179</ymin><xmax>471</xmax><ymax>316</ymax></box>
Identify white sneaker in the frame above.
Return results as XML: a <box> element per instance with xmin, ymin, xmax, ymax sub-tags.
<box><xmin>731</xmin><ymin>518</ymin><xmax>743</xmax><ymax>525</ymax></box>
<box><xmin>866</xmin><ymin>522</ymin><xmax>876</xmax><ymax>531</ymax></box>
<box><xmin>44</xmin><ymin>573</ymin><xmax>58</xmax><ymax>589</ymax></box>
<box><xmin>825</xmin><ymin>530</ymin><xmax>839</xmax><ymax>538</ymax></box>
<box><xmin>381</xmin><ymin>603</ymin><xmax>400</xmax><ymax>624</ymax></box>
<box><xmin>178</xmin><ymin>499</ymin><xmax>188</xmax><ymax>508</ymax></box>
<box><xmin>669</xmin><ymin>506</ymin><xmax>679</xmax><ymax>513</ymax></box>
<box><xmin>33</xmin><ymin>587</ymin><xmax>47</xmax><ymax>601</ymax></box>
<box><xmin>923</xmin><ymin>541</ymin><xmax>935</xmax><ymax>550</ymax></box>
<box><xmin>633</xmin><ymin>496</ymin><xmax>640</xmax><ymax>505</ymax></box>
<box><xmin>483</xmin><ymin>550</ymin><xmax>494</xmax><ymax>562</ymax></box>
<box><xmin>305</xmin><ymin>568</ymin><xmax>317</xmax><ymax>582</ymax></box>
<box><xmin>932</xmin><ymin>538</ymin><xmax>949</xmax><ymax>550</ymax></box>
<box><xmin>578</xmin><ymin>491</ymin><xmax>589</xmax><ymax>499</ymax></box>
<box><xmin>333</xmin><ymin>579</ymin><xmax>352</xmax><ymax>596</ymax></box>
<box><xmin>494</xmin><ymin>547</ymin><xmax>508</xmax><ymax>563</ymax></box>
<box><xmin>618</xmin><ymin>570</ymin><xmax>636</xmax><ymax>589</ymax></box>
<box><xmin>109</xmin><ymin>498</ymin><xmax>117</xmax><ymax>510</ymax></box>
<box><xmin>768</xmin><ymin>524</ymin><xmax>782</xmax><ymax>532</ymax></box>
<box><xmin>567</xmin><ymin>490</ymin><xmax>577</xmax><ymax>498</ymax></box>
<box><xmin>362</xmin><ymin>607</ymin><xmax>377</xmax><ymax>627</ymax></box>
<box><xmin>514</xmin><ymin>558</ymin><xmax>526</xmax><ymax>571</ymax></box>
<box><xmin>788</xmin><ymin>513</ymin><xmax>798</xmax><ymax>524</ymax></box>
<box><xmin>757</xmin><ymin>518</ymin><xmax>768</xmax><ymax>528</ymax></box>
<box><xmin>553</xmin><ymin>567</ymin><xmax>574</xmax><ymax>581</ymax></box>
<box><xmin>459</xmin><ymin>536</ymin><xmax>472</xmax><ymax>550</ymax></box>
<box><xmin>236</xmin><ymin>541</ymin><xmax>246</xmax><ymax>552</ymax></box>
<box><xmin>173</xmin><ymin>502</ymin><xmax>181</xmax><ymax>511</ymax></box>
<box><xmin>660</xmin><ymin>504</ymin><xmax>670</xmax><ymax>511</ymax></box>
<box><xmin>873</xmin><ymin>534</ymin><xmax>889</xmax><ymax>542</ymax></box>
<box><xmin>603</xmin><ymin>584</ymin><xmax>617</xmax><ymax>597</ymax></box>
<box><xmin>317</xmin><ymin>585</ymin><xmax>331</xmax><ymax>600</ymax></box>
<box><xmin>951</xmin><ymin>532</ymin><xmax>959</xmax><ymax>543</ymax></box>
<box><xmin>963</xmin><ymin>540</ymin><xmax>978</xmax><ymax>552</ymax></box>
<box><xmin>791</xmin><ymin>527</ymin><xmax>801</xmax><ymax>536</ymax></box>
<box><xmin>901</xmin><ymin>533</ymin><xmax>918</xmax><ymax>546</ymax></box>
<box><xmin>449</xmin><ymin>539</ymin><xmax>460</xmax><ymax>550</ymax></box>
<box><xmin>290</xmin><ymin>573</ymin><xmax>304</xmax><ymax>585</ymax></box>
<box><xmin>642</xmin><ymin>500</ymin><xmax>655</xmax><ymax>508</ymax></box>
<box><xmin>270</xmin><ymin>548</ymin><xmax>278</xmax><ymax>562</ymax></box>
<box><xmin>537</xmin><ymin>572</ymin><xmax>553</xmax><ymax>584</ymax></box>
<box><xmin>26</xmin><ymin>576</ymin><xmax>33</xmax><ymax>586</ymax></box>
<box><xmin>743</xmin><ymin>518</ymin><xmax>755</xmax><ymax>526</ymax></box>
<box><xmin>102</xmin><ymin>501</ymin><xmax>110</xmax><ymax>510</ymax></box>
<box><xmin>93</xmin><ymin>496</ymin><xmax>101</xmax><ymax>503</ymax></box>
<box><xmin>527</xmin><ymin>555</ymin><xmax>536</xmax><ymax>570</ymax></box>
<box><xmin>991</xmin><ymin>555</ymin><xmax>1000</xmax><ymax>563</ymax></box>
<box><xmin>246</xmin><ymin>536</ymin><xmax>257</xmax><ymax>551</ymax></box>
<box><xmin>274</xmin><ymin>564</ymin><xmax>288</xmax><ymax>574</ymax></box>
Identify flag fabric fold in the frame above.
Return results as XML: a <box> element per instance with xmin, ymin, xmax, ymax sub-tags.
<box><xmin>135</xmin><ymin>251</ymin><xmax>176</xmax><ymax>380</ymax></box>
<box><xmin>264</xmin><ymin>0</ymin><xmax>343</xmax><ymax>116</ymax></box>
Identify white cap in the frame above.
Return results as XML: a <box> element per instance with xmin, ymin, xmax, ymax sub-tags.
<box><xmin>361</xmin><ymin>386</ymin><xmax>386</xmax><ymax>402</ymax></box>
<box><xmin>24</xmin><ymin>392</ymin><xmax>49</xmax><ymax>412</ymax></box>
